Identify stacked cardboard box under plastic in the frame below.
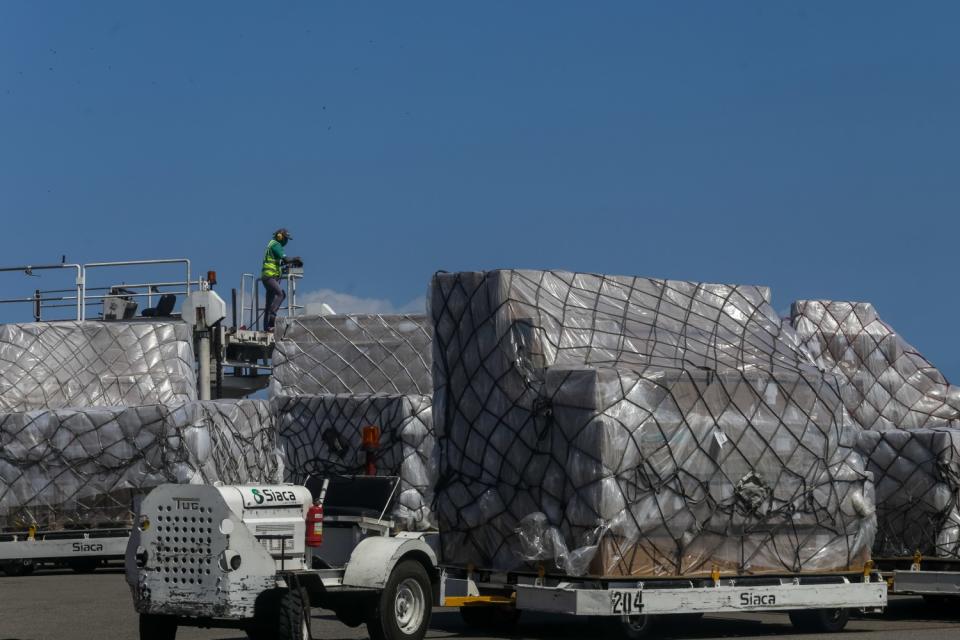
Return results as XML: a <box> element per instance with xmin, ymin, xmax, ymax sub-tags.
<box><xmin>0</xmin><ymin>321</ymin><xmax>279</xmax><ymax>530</ymax></box>
<box><xmin>790</xmin><ymin>301</ymin><xmax>960</xmax><ymax>559</ymax></box>
<box><xmin>430</xmin><ymin>270</ymin><xmax>876</xmax><ymax>577</ymax></box>
<box><xmin>272</xmin><ymin>314</ymin><xmax>436</xmax><ymax>530</ymax></box>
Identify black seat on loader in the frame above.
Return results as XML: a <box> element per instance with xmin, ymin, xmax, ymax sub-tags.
<box><xmin>142</xmin><ymin>294</ymin><xmax>176</xmax><ymax>317</ymax></box>
<box><xmin>305</xmin><ymin>475</ymin><xmax>399</xmax><ymax>520</ymax></box>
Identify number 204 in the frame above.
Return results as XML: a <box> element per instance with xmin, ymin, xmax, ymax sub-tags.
<box><xmin>611</xmin><ymin>590</ymin><xmax>642</xmax><ymax>615</ymax></box>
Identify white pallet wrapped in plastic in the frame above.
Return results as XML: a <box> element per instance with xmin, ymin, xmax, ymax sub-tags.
<box><xmin>272</xmin><ymin>314</ymin><xmax>431</xmax><ymax>396</ymax></box>
<box><xmin>275</xmin><ymin>393</ymin><xmax>435</xmax><ymax>530</ymax></box>
<box><xmin>0</xmin><ymin>321</ymin><xmax>197</xmax><ymax>411</ymax></box>
<box><xmin>272</xmin><ymin>314</ymin><xmax>436</xmax><ymax>529</ymax></box>
<box><xmin>789</xmin><ymin>301</ymin><xmax>960</xmax><ymax>560</ymax></box>
<box><xmin>0</xmin><ymin>400</ymin><xmax>280</xmax><ymax>530</ymax></box>
<box><xmin>856</xmin><ymin>428</ymin><xmax>960</xmax><ymax>559</ymax></box>
<box><xmin>790</xmin><ymin>301</ymin><xmax>960</xmax><ymax>431</ymax></box>
<box><xmin>431</xmin><ymin>270</ymin><xmax>875</xmax><ymax>577</ymax></box>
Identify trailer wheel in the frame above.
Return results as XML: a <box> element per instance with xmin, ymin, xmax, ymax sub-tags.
<box><xmin>617</xmin><ymin>614</ymin><xmax>656</xmax><ymax>639</ymax></box>
<box><xmin>788</xmin><ymin>608</ymin><xmax>849</xmax><ymax>633</ymax></box>
<box><xmin>139</xmin><ymin>613</ymin><xmax>177</xmax><ymax>640</ymax></box>
<box><xmin>2</xmin><ymin>560</ymin><xmax>35</xmax><ymax>576</ymax></box>
<box><xmin>459</xmin><ymin>604</ymin><xmax>521</xmax><ymax>629</ymax></box>
<box><xmin>367</xmin><ymin>559</ymin><xmax>432</xmax><ymax>640</ymax></box>
<box><xmin>68</xmin><ymin>557</ymin><xmax>100</xmax><ymax>574</ymax></box>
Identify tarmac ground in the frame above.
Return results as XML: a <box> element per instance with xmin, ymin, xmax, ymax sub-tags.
<box><xmin>1</xmin><ymin>566</ymin><xmax>959</xmax><ymax>640</ymax></box>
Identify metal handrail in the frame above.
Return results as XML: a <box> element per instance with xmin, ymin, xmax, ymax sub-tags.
<box><xmin>82</xmin><ymin>259</ymin><xmax>191</xmax><ymax>321</ymax></box>
<box><xmin>0</xmin><ymin>263</ymin><xmax>83</xmax><ymax>320</ymax></box>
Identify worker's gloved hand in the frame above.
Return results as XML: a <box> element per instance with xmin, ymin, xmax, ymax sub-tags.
<box><xmin>284</xmin><ymin>256</ymin><xmax>304</xmax><ymax>268</ymax></box>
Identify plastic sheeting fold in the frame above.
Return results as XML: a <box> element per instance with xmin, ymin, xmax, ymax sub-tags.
<box><xmin>431</xmin><ymin>270</ymin><xmax>875</xmax><ymax>577</ymax></box>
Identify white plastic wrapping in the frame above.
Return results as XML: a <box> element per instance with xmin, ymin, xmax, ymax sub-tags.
<box><xmin>0</xmin><ymin>400</ymin><xmax>280</xmax><ymax>529</ymax></box>
<box><xmin>856</xmin><ymin>428</ymin><xmax>960</xmax><ymax>559</ymax></box>
<box><xmin>431</xmin><ymin>270</ymin><xmax>875</xmax><ymax>576</ymax></box>
<box><xmin>271</xmin><ymin>314</ymin><xmax>432</xmax><ymax>396</ymax></box>
<box><xmin>791</xmin><ymin>301</ymin><xmax>960</xmax><ymax>431</ymax></box>
<box><xmin>271</xmin><ymin>314</ymin><xmax>437</xmax><ymax>530</ymax></box>
<box><xmin>275</xmin><ymin>393</ymin><xmax>436</xmax><ymax>530</ymax></box>
<box><xmin>0</xmin><ymin>321</ymin><xmax>197</xmax><ymax>411</ymax></box>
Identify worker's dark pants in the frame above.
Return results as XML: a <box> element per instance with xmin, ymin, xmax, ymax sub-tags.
<box><xmin>261</xmin><ymin>276</ymin><xmax>285</xmax><ymax>330</ymax></box>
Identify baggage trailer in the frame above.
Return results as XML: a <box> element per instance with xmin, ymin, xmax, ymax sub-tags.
<box><xmin>0</xmin><ymin>526</ymin><xmax>129</xmax><ymax>576</ymax></box>
<box><xmin>127</xmin><ymin>475</ymin><xmax>887</xmax><ymax>640</ymax></box>
<box><xmin>439</xmin><ymin>565</ymin><xmax>886</xmax><ymax>637</ymax></box>
<box><xmin>877</xmin><ymin>555</ymin><xmax>960</xmax><ymax>606</ymax></box>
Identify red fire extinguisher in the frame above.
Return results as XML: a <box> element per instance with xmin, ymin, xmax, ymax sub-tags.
<box><xmin>305</xmin><ymin>502</ymin><xmax>323</xmax><ymax>547</ymax></box>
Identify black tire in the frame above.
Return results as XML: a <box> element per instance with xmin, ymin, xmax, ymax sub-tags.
<box><xmin>367</xmin><ymin>559</ymin><xmax>432</xmax><ymax>640</ymax></box>
<box><xmin>2</xmin><ymin>560</ymin><xmax>35</xmax><ymax>577</ymax></box>
<box><xmin>139</xmin><ymin>613</ymin><xmax>177</xmax><ymax>640</ymax></box>
<box><xmin>617</xmin><ymin>614</ymin><xmax>656</xmax><ymax>639</ymax></box>
<box><xmin>248</xmin><ymin>588</ymin><xmax>310</xmax><ymax>640</ymax></box>
<box><xmin>68</xmin><ymin>557</ymin><xmax>100</xmax><ymax>573</ymax></box>
<box><xmin>460</xmin><ymin>605</ymin><xmax>521</xmax><ymax>630</ymax></box>
<box><xmin>788</xmin><ymin>608</ymin><xmax>849</xmax><ymax>633</ymax></box>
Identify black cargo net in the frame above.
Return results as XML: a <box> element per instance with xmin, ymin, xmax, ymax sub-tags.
<box><xmin>272</xmin><ymin>314</ymin><xmax>432</xmax><ymax>396</ymax></box>
<box><xmin>791</xmin><ymin>301</ymin><xmax>960</xmax><ymax>431</ymax></box>
<box><xmin>0</xmin><ymin>401</ymin><xmax>280</xmax><ymax>531</ymax></box>
<box><xmin>856</xmin><ymin>428</ymin><xmax>960</xmax><ymax>558</ymax></box>
<box><xmin>275</xmin><ymin>393</ymin><xmax>436</xmax><ymax>530</ymax></box>
<box><xmin>431</xmin><ymin>270</ymin><xmax>874</xmax><ymax>577</ymax></box>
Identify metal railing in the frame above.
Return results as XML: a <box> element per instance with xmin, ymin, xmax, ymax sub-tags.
<box><xmin>0</xmin><ymin>263</ymin><xmax>83</xmax><ymax>321</ymax></box>
<box><xmin>237</xmin><ymin>270</ymin><xmax>303</xmax><ymax>330</ymax></box>
<box><xmin>0</xmin><ymin>258</ymin><xmax>196</xmax><ymax>321</ymax></box>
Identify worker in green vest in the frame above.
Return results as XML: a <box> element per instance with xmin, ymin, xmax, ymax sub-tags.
<box><xmin>261</xmin><ymin>228</ymin><xmax>292</xmax><ymax>331</ymax></box>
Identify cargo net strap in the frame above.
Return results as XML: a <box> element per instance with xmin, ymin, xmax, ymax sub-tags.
<box><xmin>0</xmin><ymin>321</ymin><xmax>197</xmax><ymax>412</ymax></box>
<box><xmin>858</xmin><ymin>428</ymin><xmax>960</xmax><ymax>559</ymax></box>
<box><xmin>791</xmin><ymin>301</ymin><xmax>960</xmax><ymax>431</ymax></box>
<box><xmin>430</xmin><ymin>270</ymin><xmax>874</xmax><ymax>577</ymax></box>
<box><xmin>0</xmin><ymin>400</ymin><xmax>279</xmax><ymax>530</ymax></box>
<box><xmin>275</xmin><ymin>393</ymin><xmax>436</xmax><ymax>530</ymax></box>
<box><xmin>272</xmin><ymin>315</ymin><xmax>432</xmax><ymax>396</ymax></box>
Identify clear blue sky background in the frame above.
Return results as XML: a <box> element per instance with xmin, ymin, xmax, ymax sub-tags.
<box><xmin>1</xmin><ymin>2</ymin><xmax>958</xmax><ymax>377</ymax></box>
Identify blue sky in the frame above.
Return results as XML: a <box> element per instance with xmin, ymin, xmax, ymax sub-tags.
<box><xmin>2</xmin><ymin>2</ymin><xmax>959</xmax><ymax>377</ymax></box>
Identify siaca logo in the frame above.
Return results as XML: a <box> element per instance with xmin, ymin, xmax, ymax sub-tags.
<box><xmin>251</xmin><ymin>489</ymin><xmax>264</xmax><ymax>504</ymax></box>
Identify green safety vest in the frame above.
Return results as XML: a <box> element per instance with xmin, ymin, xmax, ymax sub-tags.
<box><xmin>262</xmin><ymin>239</ymin><xmax>283</xmax><ymax>278</ymax></box>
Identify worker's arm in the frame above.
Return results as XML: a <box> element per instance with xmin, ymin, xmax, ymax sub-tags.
<box><xmin>271</xmin><ymin>242</ymin><xmax>286</xmax><ymax>261</ymax></box>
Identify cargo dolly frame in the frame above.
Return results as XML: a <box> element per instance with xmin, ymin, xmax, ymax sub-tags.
<box><xmin>0</xmin><ymin>526</ymin><xmax>129</xmax><ymax>576</ymax></box>
<box><xmin>876</xmin><ymin>554</ymin><xmax>960</xmax><ymax>602</ymax></box>
<box><xmin>440</xmin><ymin>565</ymin><xmax>887</xmax><ymax>636</ymax></box>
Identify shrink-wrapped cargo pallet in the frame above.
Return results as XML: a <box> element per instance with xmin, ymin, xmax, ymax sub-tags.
<box><xmin>856</xmin><ymin>428</ymin><xmax>960</xmax><ymax>559</ymax></box>
<box><xmin>271</xmin><ymin>314</ymin><xmax>432</xmax><ymax>396</ymax></box>
<box><xmin>431</xmin><ymin>270</ymin><xmax>876</xmax><ymax>577</ymax></box>
<box><xmin>0</xmin><ymin>399</ymin><xmax>280</xmax><ymax>530</ymax></box>
<box><xmin>276</xmin><ymin>394</ymin><xmax>435</xmax><ymax>530</ymax></box>
<box><xmin>789</xmin><ymin>301</ymin><xmax>960</xmax><ymax>559</ymax></box>
<box><xmin>0</xmin><ymin>321</ymin><xmax>197</xmax><ymax>411</ymax></box>
<box><xmin>272</xmin><ymin>315</ymin><xmax>436</xmax><ymax>529</ymax></box>
<box><xmin>790</xmin><ymin>301</ymin><xmax>960</xmax><ymax>431</ymax></box>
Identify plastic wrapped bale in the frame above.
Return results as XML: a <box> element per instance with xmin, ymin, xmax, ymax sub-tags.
<box><xmin>0</xmin><ymin>321</ymin><xmax>197</xmax><ymax>411</ymax></box>
<box><xmin>0</xmin><ymin>400</ymin><xmax>279</xmax><ymax>530</ymax></box>
<box><xmin>431</xmin><ymin>270</ymin><xmax>875</xmax><ymax>576</ymax></box>
<box><xmin>790</xmin><ymin>301</ymin><xmax>960</xmax><ymax>431</ymax></box>
<box><xmin>272</xmin><ymin>314</ymin><xmax>432</xmax><ymax>395</ymax></box>
<box><xmin>857</xmin><ymin>428</ymin><xmax>960</xmax><ymax>559</ymax></box>
<box><xmin>275</xmin><ymin>393</ymin><xmax>435</xmax><ymax>530</ymax></box>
